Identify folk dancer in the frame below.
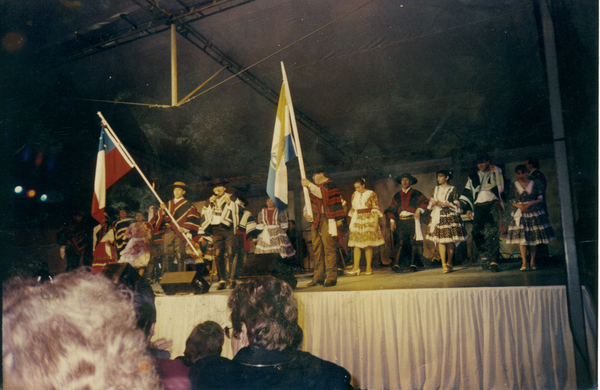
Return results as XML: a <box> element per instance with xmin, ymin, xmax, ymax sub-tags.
<box><xmin>459</xmin><ymin>152</ymin><xmax>505</xmax><ymax>272</ymax></box>
<box><xmin>156</xmin><ymin>182</ymin><xmax>201</xmax><ymax>273</ymax></box>
<box><xmin>384</xmin><ymin>173</ymin><xmax>429</xmax><ymax>273</ymax></box>
<box><xmin>301</xmin><ymin>171</ymin><xmax>347</xmax><ymax>287</ymax></box>
<box><xmin>199</xmin><ymin>184</ymin><xmax>240</xmax><ymax>290</ymax></box>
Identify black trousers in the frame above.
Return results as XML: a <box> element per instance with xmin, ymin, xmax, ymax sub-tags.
<box><xmin>211</xmin><ymin>225</ymin><xmax>235</xmax><ymax>282</ymax></box>
<box><xmin>392</xmin><ymin>219</ymin><xmax>422</xmax><ymax>268</ymax></box>
<box><xmin>472</xmin><ymin>202</ymin><xmax>500</xmax><ymax>265</ymax></box>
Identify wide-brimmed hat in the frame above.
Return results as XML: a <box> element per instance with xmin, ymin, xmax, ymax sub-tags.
<box><xmin>166</xmin><ymin>181</ymin><xmax>192</xmax><ymax>191</ymax></box>
<box><xmin>395</xmin><ymin>173</ymin><xmax>417</xmax><ymax>185</ymax></box>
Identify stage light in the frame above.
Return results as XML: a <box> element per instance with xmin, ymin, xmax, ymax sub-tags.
<box><xmin>40</xmin><ymin>194</ymin><xmax>48</xmax><ymax>202</ymax></box>
<box><xmin>27</xmin><ymin>189</ymin><xmax>36</xmax><ymax>198</ymax></box>
<box><xmin>14</xmin><ymin>186</ymin><xmax>23</xmax><ymax>194</ymax></box>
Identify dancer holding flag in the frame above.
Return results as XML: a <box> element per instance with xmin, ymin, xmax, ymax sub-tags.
<box><xmin>92</xmin><ymin>113</ymin><xmax>209</xmax><ymax>292</ymax></box>
<box><xmin>90</xmin><ymin>123</ymin><xmax>133</xmax><ymax>272</ymax></box>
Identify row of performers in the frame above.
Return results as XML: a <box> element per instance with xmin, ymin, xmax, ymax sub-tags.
<box><xmin>89</xmin><ymin>181</ymin><xmax>301</xmax><ymax>290</ymax></box>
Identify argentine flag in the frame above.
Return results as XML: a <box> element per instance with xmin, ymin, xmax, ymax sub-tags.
<box><xmin>266</xmin><ymin>83</ymin><xmax>297</xmax><ymax>212</ymax></box>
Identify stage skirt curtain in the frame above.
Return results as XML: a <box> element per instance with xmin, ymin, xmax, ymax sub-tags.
<box><xmin>154</xmin><ymin>286</ymin><xmax>596</xmax><ymax>390</ymax></box>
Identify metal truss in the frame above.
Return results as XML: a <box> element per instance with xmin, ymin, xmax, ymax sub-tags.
<box><xmin>49</xmin><ymin>0</ymin><xmax>343</xmax><ymax>154</ymax></box>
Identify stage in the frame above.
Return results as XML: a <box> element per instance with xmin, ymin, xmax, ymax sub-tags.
<box><xmin>153</xmin><ymin>263</ymin><xmax>597</xmax><ymax>389</ymax></box>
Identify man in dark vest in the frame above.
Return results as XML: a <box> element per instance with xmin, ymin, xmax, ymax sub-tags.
<box><xmin>301</xmin><ymin>171</ymin><xmax>346</xmax><ymax>287</ymax></box>
<box><xmin>384</xmin><ymin>173</ymin><xmax>429</xmax><ymax>273</ymax></box>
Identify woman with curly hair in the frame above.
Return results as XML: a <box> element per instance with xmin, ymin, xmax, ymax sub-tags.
<box><xmin>189</xmin><ymin>277</ymin><xmax>353</xmax><ymax>389</ymax></box>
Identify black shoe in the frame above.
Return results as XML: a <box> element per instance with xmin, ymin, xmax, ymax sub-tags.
<box><xmin>217</xmin><ymin>281</ymin><xmax>226</xmax><ymax>290</ymax></box>
<box><xmin>307</xmin><ymin>279</ymin><xmax>324</xmax><ymax>287</ymax></box>
<box><xmin>410</xmin><ymin>265</ymin><xmax>418</xmax><ymax>272</ymax></box>
<box><xmin>324</xmin><ymin>280</ymin><xmax>337</xmax><ymax>287</ymax></box>
<box><xmin>230</xmin><ymin>280</ymin><xmax>237</xmax><ymax>289</ymax></box>
<box><xmin>392</xmin><ymin>264</ymin><xmax>401</xmax><ymax>273</ymax></box>
<box><xmin>490</xmin><ymin>262</ymin><xmax>500</xmax><ymax>273</ymax></box>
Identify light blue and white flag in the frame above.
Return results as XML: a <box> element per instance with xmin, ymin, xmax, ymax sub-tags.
<box><xmin>266</xmin><ymin>83</ymin><xmax>297</xmax><ymax>212</ymax></box>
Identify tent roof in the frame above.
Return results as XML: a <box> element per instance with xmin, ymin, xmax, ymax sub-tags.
<box><xmin>2</xmin><ymin>0</ymin><xmax>596</xmax><ymax>216</ymax></box>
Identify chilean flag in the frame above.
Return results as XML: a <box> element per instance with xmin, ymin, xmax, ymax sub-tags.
<box><xmin>91</xmin><ymin>125</ymin><xmax>133</xmax><ymax>223</ymax></box>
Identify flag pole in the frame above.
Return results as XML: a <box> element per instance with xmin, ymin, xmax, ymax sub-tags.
<box><xmin>96</xmin><ymin>112</ymin><xmax>201</xmax><ymax>258</ymax></box>
<box><xmin>280</xmin><ymin>62</ymin><xmax>313</xmax><ymax>218</ymax></box>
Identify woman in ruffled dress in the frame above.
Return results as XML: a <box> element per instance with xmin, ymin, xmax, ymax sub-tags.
<box><xmin>506</xmin><ymin>165</ymin><xmax>555</xmax><ymax>271</ymax></box>
<box><xmin>426</xmin><ymin>170</ymin><xmax>467</xmax><ymax>274</ymax></box>
<box><xmin>345</xmin><ymin>178</ymin><xmax>385</xmax><ymax>276</ymax></box>
<box><xmin>254</xmin><ymin>197</ymin><xmax>297</xmax><ymax>288</ymax></box>
<box><xmin>119</xmin><ymin>212</ymin><xmax>152</xmax><ymax>270</ymax></box>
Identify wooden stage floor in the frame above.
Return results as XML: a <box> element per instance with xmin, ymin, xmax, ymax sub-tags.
<box><xmin>152</xmin><ymin>260</ymin><xmax>569</xmax><ymax>295</ymax></box>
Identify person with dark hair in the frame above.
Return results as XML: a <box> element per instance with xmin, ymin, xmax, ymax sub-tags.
<box><xmin>384</xmin><ymin>173</ymin><xmax>429</xmax><ymax>273</ymax></box>
<box><xmin>525</xmin><ymin>157</ymin><xmax>547</xmax><ymax>202</ymax></box>
<box><xmin>158</xmin><ymin>321</ymin><xmax>225</xmax><ymax>390</ymax></box>
<box><xmin>345</xmin><ymin>178</ymin><xmax>385</xmax><ymax>276</ymax></box>
<box><xmin>460</xmin><ymin>152</ymin><xmax>505</xmax><ymax>272</ymax></box>
<box><xmin>189</xmin><ymin>277</ymin><xmax>353</xmax><ymax>389</ymax></box>
<box><xmin>3</xmin><ymin>269</ymin><xmax>161</xmax><ymax>389</ymax></box>
<box><xmin>301</xmin><ymin>171</ymin><xmax>347</xmax><ymax>287</ymax></box>
<box><xmin>185</xmin><ymin>321</ymin><xmax>225</xmax><ymax>363</ymax></box>
<box><xmin>425</xmin><ymin>170</ymin><xmax>467</xmax><ymax>273</ymax></box>
<box><xmin>57</xmin><ymin>210</ymin><xmax>92</xmax><ymax>271</ymax></box>
<box><xmin>506</xmin><ymin>165</ymin><xmax>556</xmax><ymax>270</ymax></box>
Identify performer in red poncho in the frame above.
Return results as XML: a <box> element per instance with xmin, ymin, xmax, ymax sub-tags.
<box><xmin>155</xmin><ymin>182</ymin><xmax>201</xmax><ymax>273</ymax></box>
<box><xmin>301</xmin><ymin>171</ymin><xmax>347</xmax><ymax>287</ymax></box>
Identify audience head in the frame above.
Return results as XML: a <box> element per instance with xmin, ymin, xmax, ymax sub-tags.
<box><xmin>184</xmin><ymin>321</ymin><xmax>225</xmax><ymax>363</ymax></box>
<box><xmin>3</xmin><ymin>268</ymin><xmax>160</xmax><ymax>389</ymax></box>
<box><xmin>228</xmin><ymin>277</ymin><xmax>300</xmax><ymax>352</ymax></box>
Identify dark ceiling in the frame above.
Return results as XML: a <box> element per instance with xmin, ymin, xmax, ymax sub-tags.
<box><xmin>1</xmin><ymin>0</ymin><xmax>597</xmax><ymax>227</ymax></box>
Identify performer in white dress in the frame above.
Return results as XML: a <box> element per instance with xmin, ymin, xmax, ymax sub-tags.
<box><xmin>345</xmin><ymin>178</ymin><xmax>385</xmax><ymax>276</ymax></box>
<box><xmin>426</xmin><ymin>170</ymin><xmax>467</xmax><ymax>273</ymax></box>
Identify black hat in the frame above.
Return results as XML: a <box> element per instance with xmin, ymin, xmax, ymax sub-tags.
<box><xmin>476</xmin><ymin>152</ymin><xmax>491</xmax><ymax>163</ymax></box>
<box><xmin>395</xmin><ymin>173</ymin><xmax>417</xmax><ymax>185</ymax></box>
<box><xmin>166</xmin><ymin>181</ymin><xmax>192</xmax><ymax>191</ymax></box>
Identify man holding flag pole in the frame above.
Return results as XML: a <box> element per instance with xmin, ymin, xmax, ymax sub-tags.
<box><xmin>270</xmin><ymin>63</ymin><xmax>346</xmax><ymax>287</ymax></box>
<box><xmin>92</xmin><ymin>113</ymin><xmax>209</xmax><ymax>293</ymax></box>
